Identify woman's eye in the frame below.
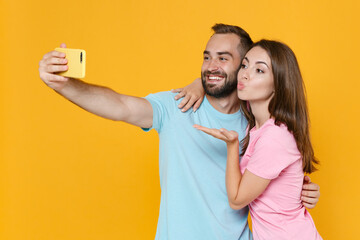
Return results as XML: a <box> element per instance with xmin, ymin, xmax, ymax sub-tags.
<box><xmin>256</xmin><ymin>68</ymin><xmax>264</xmax><ymax>73</ymax></box>
<box><xmin>204</xmin><ymin>56</ymin><xmax>209</xmax><ymax>60</ymax></box>
<box><xmin>240</xmin><ymin>64</ymin><xmax>247</xmax><ymax>69</ymax></box>
<box><xmin>220</xmin><ymin>57</ymin><xmax>227</xmax><ymax>61</ymax></box>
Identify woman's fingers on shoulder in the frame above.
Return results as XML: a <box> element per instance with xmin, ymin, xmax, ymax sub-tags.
<box><xmin>171</xmin><ymin>88</ymin><xmax>183</xmax><ymax>93</ymax></box>
<box><xmin>178</xmin><ymin>95</ymin><xmax>190</xmax><ymax>109</ymax></box>
<box><xmin>193</xmin><ymin>97</ymin><xmax>203</xmax><ymax>112</ymax></box>
<box><xmin>181</xmin><ymin>97</ymin><xmax>197</xmax><ymax>112</ymax></box>
<box><xmin>174</xmin><ymin>90</ymin><xmax>185</xmax><ymax>100</ymax></box>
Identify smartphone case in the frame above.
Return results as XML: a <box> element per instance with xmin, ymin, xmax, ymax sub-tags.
<box><xmin>55</xmin><ymin>48</ymin><xmax>86</xmax><ymax>78</ymax></box>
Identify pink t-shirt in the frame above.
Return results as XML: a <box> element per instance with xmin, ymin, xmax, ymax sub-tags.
<box><xmin>240</xmin><ymin>118</ymin><xmax>322</xmax><ymax>240</ymax></box>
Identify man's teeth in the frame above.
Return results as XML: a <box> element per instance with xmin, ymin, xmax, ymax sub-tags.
<box><xmin>208</xmin><ymin>76</ymin><xmax>223</xmax><ymax>80</ymax></box>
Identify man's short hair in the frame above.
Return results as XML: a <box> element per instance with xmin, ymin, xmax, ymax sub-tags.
<box><xmin>212</xmin><ymin>23</ymin><xmax>253</xmax><ymax>59</ymax></box>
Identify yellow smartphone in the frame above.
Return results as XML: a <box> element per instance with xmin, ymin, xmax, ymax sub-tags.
<box><xmin>54</xmin><ymin>48</ymin><xmax>86</xmax><ymax>78</ymax></box>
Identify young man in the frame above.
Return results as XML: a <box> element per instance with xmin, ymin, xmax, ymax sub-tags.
<box><xmin>39</xmin><ymin>24</ymin><xmax>320</xmax><ymax>240</ymax></box>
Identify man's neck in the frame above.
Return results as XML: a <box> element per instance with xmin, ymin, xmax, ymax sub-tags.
<box><xmin>206</xmin><ymin>90</ymin><xmax>240</xmax><ymax>114</ymax></box>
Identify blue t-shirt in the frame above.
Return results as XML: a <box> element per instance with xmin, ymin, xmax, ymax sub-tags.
<box><xmin>143</xmin><ymin>91</ymin><xmax>252</xmax><ymax>240</ymax></box>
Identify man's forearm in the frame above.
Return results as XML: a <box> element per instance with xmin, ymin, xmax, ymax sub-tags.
<box><xmin>55</xmin><ymin>78</ymin><xmax>127</xmax><ymax>121</ymax></box>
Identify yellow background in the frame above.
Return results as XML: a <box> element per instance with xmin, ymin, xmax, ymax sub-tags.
<box><xmin>1</xmin><ymin>0</ymin><xmax>359</xmax><ymax>239</ymax></box>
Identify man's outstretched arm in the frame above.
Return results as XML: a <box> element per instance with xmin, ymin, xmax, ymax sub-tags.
<box><xmin>39</xmin><ymin>44</ymin><xmax>153</xmax><ymax>128</ymax></box>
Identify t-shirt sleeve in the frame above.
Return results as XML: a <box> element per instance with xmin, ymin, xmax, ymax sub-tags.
<box><xmin>246</xmin><ymin>127</ymin><xmax>301</xmax><ymax>179</ymax></box>
<box><xmin>141</xmin><ymin>91</ymin><xmax>177</xmax><ymax>133</ymax></box>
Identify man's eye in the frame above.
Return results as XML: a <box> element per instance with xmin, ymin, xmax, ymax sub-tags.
<box><xmin>204</xmin><ymin>56</ymin><xmax>210</xmax><ymax>60</ymax></box>
<box><xmin>220</xmin><ymin>57</ymin><xmax>227</xmax><ymax>61</ymax></box>
<box><xmin>256</xmin><ymin>69</ymin><xmax>264</xmax><ymax>73</ymax></box>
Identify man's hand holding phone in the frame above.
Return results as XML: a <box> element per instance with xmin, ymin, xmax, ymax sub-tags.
<box><xmin>39</xmin><ymin>43</ymin><xmax>70</xmax><ymax>91</ymax></box>
<box><xmin>39</xmin><ymin>43</ymin><xmax>86</xmax><ymax>91</ymax></box>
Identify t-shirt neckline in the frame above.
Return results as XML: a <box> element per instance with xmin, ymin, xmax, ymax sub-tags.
<box><xmin>203</xmin><ymin>96</ymin><xmax>243</xmax><ymax>120</ymax></box>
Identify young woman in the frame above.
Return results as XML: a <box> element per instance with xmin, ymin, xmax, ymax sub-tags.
<box><xmin>193</xmin><ymin>40</ymin><xmax>322</xmax><ymax>239</ymax></box>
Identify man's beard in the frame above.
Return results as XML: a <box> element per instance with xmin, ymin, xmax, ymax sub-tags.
<box><xmin>201</xmin><ymin>70</ymin><xmax>238</xmax><ymax>98</ymax></box>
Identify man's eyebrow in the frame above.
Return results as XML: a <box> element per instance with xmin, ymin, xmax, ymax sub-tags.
<box><xmin>217</xmin><ymin>51</ymin><xmax>233</xmax><ymax>57</ymax></box>
<box><xmin>203</xmin><ymin>51</ymin><xmax>233</xmax><ymax>58</ymax></box>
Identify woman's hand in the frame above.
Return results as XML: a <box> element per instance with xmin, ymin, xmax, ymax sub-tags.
<box><xmin>193</xmin><ymin>125</ymin><xmax>239</xmax><ymax>145</ymax></box>
<box><xmin>171</xmin><ymin>78</ymin><xmax>205</xmax><ymax>112</ymax></box>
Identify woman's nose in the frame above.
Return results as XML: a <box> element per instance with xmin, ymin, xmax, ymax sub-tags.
<box><xmin>238</xmin><ymin>68</ymin><xmax>248</xmax><ymax>80</ymax></box>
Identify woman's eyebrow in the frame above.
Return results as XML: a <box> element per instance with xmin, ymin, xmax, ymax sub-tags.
<box><xmin>255</xmin><ymin>61</ymin><xmax>270</xmax><ymax>69</ymax></box>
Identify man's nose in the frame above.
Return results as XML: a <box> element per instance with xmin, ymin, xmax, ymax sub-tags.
<box><xmin>208</xmin><ymin>60</ymin><xmax>219</xmax><ymax>72</ymax></box>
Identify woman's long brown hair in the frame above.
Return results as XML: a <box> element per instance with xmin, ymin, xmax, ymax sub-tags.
<box><xmin>240</xmin><ymin>40</ymin><xmax>319</xmax><ymax>173</ymax></box>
